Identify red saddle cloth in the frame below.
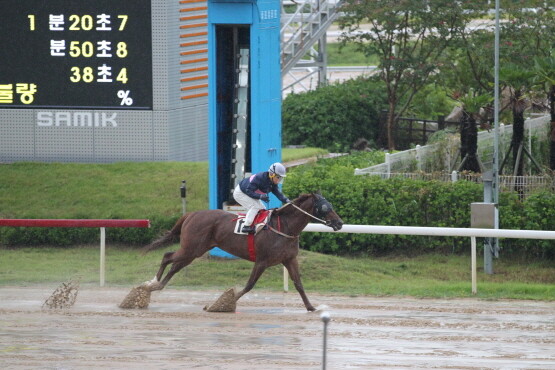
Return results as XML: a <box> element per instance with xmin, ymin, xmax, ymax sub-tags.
<box><xmin>237</xmin><ymin>209</ymin><xmax>271</xmax><ymax>262</ymax></box>
<box><xmin>253</xmin><ymin>209</ymin><xmax>270</xmax><ymax>224</ymax></box>
<box><xmin>238</xmin><ymin>209</ymin><xmax>270</xmax><ymax>225</ymax></box>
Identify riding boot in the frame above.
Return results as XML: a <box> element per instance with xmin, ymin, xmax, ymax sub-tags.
<box><xmin>242</xmin><ymin>225</ymin><xmax>255</xmax><ymax>234</ymax></box>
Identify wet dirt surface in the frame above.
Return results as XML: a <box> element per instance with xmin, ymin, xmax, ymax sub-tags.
<box><xmin>0</xmin><ymin>286</ymin><xmax>554</xmax><ymax>369</ymax></box>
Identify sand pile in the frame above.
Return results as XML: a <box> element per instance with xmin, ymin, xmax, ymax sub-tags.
<box><xmin>42</xmin><ymin>280</ymin><xmax>79</xmax><ymax>309</ymax></box>
<box><xmin>119</xmin><ymin>286</ymin><xmax>152</xmax><ymax>309</ymax></box>
<box><xmin>204</xmin><ymin>288</ymin><xmax>237</xmax><ymax>312</ymax></box>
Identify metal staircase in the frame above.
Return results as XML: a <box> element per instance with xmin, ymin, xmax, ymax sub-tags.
<box><xmin>280</xmin><ymin>0</ymin><xmax>344</xmax><ymax>92</ymax></box>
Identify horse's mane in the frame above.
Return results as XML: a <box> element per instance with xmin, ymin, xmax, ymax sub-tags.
<box><xmin>293</xmin><ymin>193</ymin><xmax>313</xmax><ymax>204</ymax></box>
<box><xmin>274</xmin><ymin>193</ymin><xmax>314</xmax><ymax>215</ymax></box>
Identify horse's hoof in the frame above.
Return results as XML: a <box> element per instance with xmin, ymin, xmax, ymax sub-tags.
<box><xmin>306</xmin><ymin>306</ymin><xmax>316</xmax><ymax>312</ymax></box>
<box><xmin>146</xmin><ymin>282</ymin><xmax>162</xmax><ymax>291</ymax></box>
<box><xmin>141</xmin><ymin>276</ymin><xmax>159</xmax><ymax>290</ymax></box>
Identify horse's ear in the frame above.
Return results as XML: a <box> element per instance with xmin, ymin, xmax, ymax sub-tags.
<box><xmin>315</xmin><ymin>189</ymin><xmax>322</xmax><ymax>196</ymax></box>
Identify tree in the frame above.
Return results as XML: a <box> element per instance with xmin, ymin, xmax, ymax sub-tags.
<box><xmin>498</xmin><ymin>65</ymin><xmax>537</xmax><ymax>177</ymax></box>
<box><xmin>502</xmin><ymin>3</ymin><xmax>555</xmax><ymax>169</ymax></box>
<box><xmin>338</xmin><ymin>0</ymin><xmax>477</xmax><ymax>149</ymax></box>
<box><xmin>438</xmin><ymin>3</ymin><xmax>554</xmax><ymax>173</ymax></box>
<box><xmin>456</xmin><ymin>93</ymin><xmax>493</xmax><ymax>173</ymax></box>
<box><xmin>534</xmin><ymin>57</ymin><xmax>555</xmax><ymax>170</ymax></box>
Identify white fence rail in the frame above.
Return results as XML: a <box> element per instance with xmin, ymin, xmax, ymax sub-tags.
<box><xmin>299</xmin><ymin>223</ymin><xmax>555</xmax><ymax>294</ymax></box>
<box><xmin>354</xmin><ymin>171</ymin><xmax>554</xmax><ymax>198</ymax></box>
<box><xmin>355</xmin><ymin>115</ymin><xmax>551</xmax><ymax>175</ymax></box>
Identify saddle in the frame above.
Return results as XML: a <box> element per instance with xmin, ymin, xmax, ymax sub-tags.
<box><xmin>233</xmin><ymin>209</ymin><xmax>272</xmax><ymax>235</ymax></box>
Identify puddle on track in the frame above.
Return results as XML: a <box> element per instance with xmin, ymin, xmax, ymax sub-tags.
<box><xmin>0</xmin><ymin>286</ymin><xmax>553</xmax><ymax>369</ymax></box>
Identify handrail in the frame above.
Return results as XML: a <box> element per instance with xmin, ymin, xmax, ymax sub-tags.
<box><xmin>281</xmin><ymin>0</ymin><xmax>344</xmax><ymax>76</ymax></box>
<box><xmin>0</xmin><ymin>219</ymin><xmax>150</xmax><ymax>228</ymax></box>
<box><xmin>0</xmin><ymin>218</ymin><xmax>150</xmax><ymax>287</ymax></box>
<box><xmin>302</xmin><ymin>223</ymin><xmax>555</xmax><ymax>294</ymax></box>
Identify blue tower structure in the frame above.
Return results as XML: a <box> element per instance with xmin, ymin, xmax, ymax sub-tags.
<box><xmin>208</xmin><ymin>0</ymin><xmax>282</xmax><ymax>212</ymax></box>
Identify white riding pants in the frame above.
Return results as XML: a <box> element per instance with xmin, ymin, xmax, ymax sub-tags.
<box><xmin>233</xmin><ymin>185</ymin><xmax>266</xmax><ymax>226</ymax></box>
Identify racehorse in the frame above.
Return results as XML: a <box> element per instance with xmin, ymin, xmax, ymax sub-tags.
<box><xmin>141</xmin><ymin>192</ymin><xmax>343</xmax><ymax>311</ymax></box>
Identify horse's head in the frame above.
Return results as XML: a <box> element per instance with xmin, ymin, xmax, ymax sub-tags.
<box><xmin>310</xmin><ymin>192</ymin><xmax>343</xmax><ymax>231</ymax></box>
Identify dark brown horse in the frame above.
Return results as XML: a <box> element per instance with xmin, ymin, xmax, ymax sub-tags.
<box><xmin>141</xmin><ymin>192</ymin><xmax>343</xmax><ymax>311</ymax></box>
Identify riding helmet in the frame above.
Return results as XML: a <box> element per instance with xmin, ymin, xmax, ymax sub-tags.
<box><xmin>269</xmin><ymin>162</ymin><xmax>287</xmax><ymax>178</ymax></box>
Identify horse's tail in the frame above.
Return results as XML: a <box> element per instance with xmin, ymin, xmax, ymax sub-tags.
<box><xmin>141</xmin><ymin>213</ymin><xmax>191</xmax><ymax>255</ymax></box>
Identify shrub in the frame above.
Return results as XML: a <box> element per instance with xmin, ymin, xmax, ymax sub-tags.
<box><xmin>0</xmin><ymin>216</ymin><xmax>177</xmax><ymax>248</ymax></box>
<box><xmin>284</xmin><ymin>158</ymin><xmax>555</xmax><ymax>259</ymax></box>
<box><xmin>500</xmin><ymin>191</ymin><xmax>555</xmax><ymax>259</ymax></box>
<box><xmin>282</xmin><ymin>77</ymin><xmax>388</xmax><ymax>152</ymax></box>
<box><xmin>405</xmin><ymin>83</ymin><xmax>457</xmax><ymax>119</ymax></box>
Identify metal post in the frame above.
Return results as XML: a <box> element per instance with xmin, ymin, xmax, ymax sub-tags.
<box><xmin>180</xmin><ymin>180</ymin><xmax>187</xmax><ymax>215</ymax></box>
<box><xmin>100</xmin><ymin>227</ymin><xmax>105</xmax><ymax>287</ymax></box>
<box><xmin>483</xmin><ymin>174</ymin><xmax>494</xmax><ymax>275</ymax></box>
<box><xmin>492</xmin><ymin>0</ymin><xmax>501</xmax><ymax>264</ymax></box>
<box><xmin>438</xmin><ymin>115</ymin><xmax>445</xmax><ymax>130</ymax></box>
<box><xmin>471</xmin><ymin>236</ymin><xmax>477</xmax><ymax>295</ymax></box>
<box><xmin>321</xmin><ymin>311</ymin><xmax>330</xmax><ymax>370</ymax></box>
<box><xmin>318</xmin><ymin>36</ymin><xmax>327</xmax><ymax>87</ymax></box>
<box><xmin>385</xmin><ymin>153</ymin><xmax>391</xmax><ymax>179</ymax></box>
<box><xmin>416</xmin><ymin>145</ymin><xmax>422</xmax><ymax>171</ymax></box>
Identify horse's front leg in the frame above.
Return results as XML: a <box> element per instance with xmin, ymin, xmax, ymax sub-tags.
<box><xmin>235</xmin><ymin>262</ymin><xmax>267</xmax><ymax>303</ymax></box>
<box><xmin>283</xmin><ymin>257</ymin><xmax>316</xmax><ymax>312</ymax></box>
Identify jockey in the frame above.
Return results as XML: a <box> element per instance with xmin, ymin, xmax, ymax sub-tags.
<box><xmin>233</xmin><ymin>162</ymin><xmax>290</xmax><ymax>234</ymax></box>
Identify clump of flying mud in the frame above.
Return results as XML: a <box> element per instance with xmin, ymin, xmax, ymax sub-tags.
<box><xmin>204</xmin><ymin>288</ymin><xmax>237</xmax><ymax>312</ymax></box>
<box><xmin>119</xmin><ymin>286</ymin><xmax>152</xmax><ymax>309</ymax></box>
<box><xmin>42</xmin><ymin>280</ymin><xmax>80</xmax><ymax>309</ymax></box>
<box><xmin>119</xmin><ymin>286</ymin><xmax>236</xmax><ymax>311</ymax></box>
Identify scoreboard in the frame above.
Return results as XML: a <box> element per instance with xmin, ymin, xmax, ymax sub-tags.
<box><xmin>0</xmin><ymin>0</ymin><xmax>209</xmax><ymax>163</ymax></box>
<box><xmin>0</xmin><ymin>0</ymin><xmax>152</xmax><ymax>110</ymax></box>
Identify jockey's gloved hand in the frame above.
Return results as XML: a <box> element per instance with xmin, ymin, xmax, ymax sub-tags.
<box><xmin>283</xmin><ymin>198</ymin><xmax>290</xmax><ymax>204</ymax></box>
<box><xmin>260</xmin><ymin>194</ymin><xmax>270</xmax><ymax>202</ymax></box>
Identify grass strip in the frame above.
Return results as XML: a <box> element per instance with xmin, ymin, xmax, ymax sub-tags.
<box><xmin>1</xmin><ymin>246</ymin><xmax>553</xmax><ymax>301</ymax></box>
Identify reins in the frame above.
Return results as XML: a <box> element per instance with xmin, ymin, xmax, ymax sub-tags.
<box><xmin>268</xmin><ymin>223</ymin><xmax>297</xmax><ymax>239</ymax></box>
<box><xmin>288</xmin><ymin>202</ymin><xmax>328</xmax><ymax>224</ymax></box>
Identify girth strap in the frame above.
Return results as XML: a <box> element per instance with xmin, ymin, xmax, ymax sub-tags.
<box><xmin>247</xmin><ymin>234</ymin><xmax>256</xmax><ymax>261</ymax></box>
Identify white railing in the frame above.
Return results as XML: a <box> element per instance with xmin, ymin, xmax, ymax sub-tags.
<box><xmin>354</xmin><ymin>171</ymin><xmax>554</xmax><ymax>198</ymax></box>
<box><xmin>301</xmin><ymin>223</ymin><xmax>555</xmax><ymax>294</ymax></box>
<box><xmin>355</xmin><ymin>115</ymin><xmax>551</xmax><ymax>175</ymax></box>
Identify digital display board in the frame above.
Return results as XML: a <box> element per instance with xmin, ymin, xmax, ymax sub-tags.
<box><xmin>0</xmin><ymin>0</ymin><xmax>152</xmax><ymax>110</ymax></box>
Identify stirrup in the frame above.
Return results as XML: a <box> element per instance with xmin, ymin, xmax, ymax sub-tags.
<box><xmin>242</xmin><ymin>225</ymin><xmax>255</xmax><ymax>234</ymax></box>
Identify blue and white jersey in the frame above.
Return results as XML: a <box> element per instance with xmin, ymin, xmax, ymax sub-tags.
<box><xmin>239</xmin><ymin>171</ymin><xmax>288</xmax><ymax>203</ymax></box>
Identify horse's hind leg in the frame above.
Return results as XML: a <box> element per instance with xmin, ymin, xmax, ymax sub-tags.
<box><xmin>143</xmin><ymin>251</ymin><xmax>174</xmax><ymax>287</ymax></box>
<box><xmin>283</xmin><ymin>257</ymin><xmax>316</xmax><ymax>312</ymax></box>
<box><xmin>156</xmin><ymin>251</ymin><xmax>175</xmax><ymax>281</ymax></box>
<box><xmin>149</xmin><ymin>251</ymin><xmax>198</xmax><ymax>291</ymax></box>
<box><xmin>234</xmin><ymin>262</ymin><xmax>267</xmax><ymax>303</ymax></box>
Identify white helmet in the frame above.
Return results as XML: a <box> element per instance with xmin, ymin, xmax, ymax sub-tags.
<box><xmin>269</xmin><ymin>162</ymin><xmax>287</xmax><ymax>178</ymax></box>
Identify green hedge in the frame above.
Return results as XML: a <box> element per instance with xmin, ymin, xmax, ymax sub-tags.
<box><xmin>0</xmin><ymin>215</ymin><xmax>177</xmax><ymax>247</ymax></box>
<box><xmin>283</xmin><ymin>160</ymin><xmax>555</xmax><ymax>259</ymax></box>
<box><xmin>2</xmin><ymin>155</ymin><xmax>554</xmax><ymax>259</ymax></box>
<box><xmin>282</xmin><ymin>77</ymin><xmax>387</xmax><ymax>152</ymax></box>
<box><xmin>0</xmin><ymin>161</ymin><xmax>207</xmax><ymax>249</ymax></box>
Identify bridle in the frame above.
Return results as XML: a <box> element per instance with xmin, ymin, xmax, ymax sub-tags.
<box><xmin>290</xmin><ymin>198</ymin><xmax>331</xmax><ymax>225</ymax></box>
<box><xmin>268</xmin><ymin>195</ymin><xmax>333</xmax><ymax>238</ymax></box>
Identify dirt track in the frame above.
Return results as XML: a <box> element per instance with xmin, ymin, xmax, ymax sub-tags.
<box><xmin>0</xmin><ymin>286</ymin><xmax>554</xmax><ymax>369</ymax></box>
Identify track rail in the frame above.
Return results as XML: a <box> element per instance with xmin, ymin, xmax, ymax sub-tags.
<box><xmin>0</xmin><ymin>218</ymin><xmax>150</xmax><ymax>287</ymax></box>
<box><xmin>0</xmin><ymin>219</ymin><xmax>150</xmax><ymax>228</ymax></box>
